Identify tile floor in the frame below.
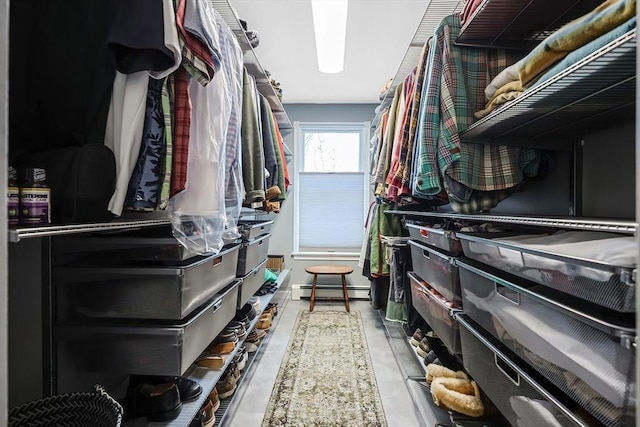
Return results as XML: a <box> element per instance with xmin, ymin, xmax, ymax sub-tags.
<box><xmin>221</xmin><ymin>297</ymin><xmax>422</xmax><ymax>427</ymax></box>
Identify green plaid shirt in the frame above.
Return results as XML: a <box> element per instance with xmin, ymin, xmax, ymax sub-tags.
<box><xmin>415</xmin><ymin>14</ymin><xmax>538</xmax><ymax>198</ymax></box>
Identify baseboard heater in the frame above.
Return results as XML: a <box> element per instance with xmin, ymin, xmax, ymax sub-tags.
<box><xmin>291</xmin><ymin>283</ymin><xmax>371</xmax><ymax>301</ymax></box>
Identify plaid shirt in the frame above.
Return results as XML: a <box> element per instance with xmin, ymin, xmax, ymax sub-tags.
<box><xmin>385</xmin><ymin>70</ymin><xmax>415</xmax><ymax>202</ymax></box>
<box><xmin>175</xmin><ymin>0</ymin><xmax>217</xmax><ymax>86</ymax></box>
<box><xmin>388</xmin><ymin>39</ymin><xmax>430</xmax><ymax>198</ymax></box>
<box><xmin>170</xmin><ymin>67</ymin><xmax>191</xmax><ymax>197</ymax></box>
<box><xmin>415</xmin><ymin>14</ymin><xmax>538</xmax><ymax>199</ymax></box>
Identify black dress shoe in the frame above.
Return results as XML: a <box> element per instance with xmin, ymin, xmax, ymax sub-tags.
<box><xmin>123</xmin><ymin>382</ymin><xmax>182</xmax><ymax>422</ymax></box>
<box><xmin>129</xmin><ymin>375</ymin><xmax>202</xmax><ymax>402</ymax></box>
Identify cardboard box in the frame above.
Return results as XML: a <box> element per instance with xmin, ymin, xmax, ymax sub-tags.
<box><xmin>266</xmin><ymin>255</ymin><xmax>285</xmax><ymax>271</ymax></box>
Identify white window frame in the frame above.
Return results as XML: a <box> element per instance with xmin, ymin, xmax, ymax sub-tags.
<box><xmin>292</xmin><ymin>121</ymin><xmax>371</xmax><ymax>260</ymax></box>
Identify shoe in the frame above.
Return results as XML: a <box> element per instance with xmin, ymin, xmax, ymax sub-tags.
<box><xmin>265</xmin><ymin>302</ymin><xmax>278</xmax><ymax>317</ymax></box>
<box><xmin>232</xmin><ymin>315</ymin><xmax>251</xmax><ymax>330</ymax></box>
<box><xmin>226</xmin><ymin>320</ymin><xmax>247</xmax><ymax>338</ymax></box>
<box><xmin>417</xmin><ymin>338</ymin><xmax>431</xmax><ymax>358</ymax></box>
<box><xmin>123</xmin><ymin>382</ymin><xmax>182</xmax><ymax>422</ymax></box>
<box><xmin>208</xmin><ymin>341</ymin><xmax>235</xmax><ymax>355</ymax></box>
<box><xmin>423</xmin><ymin>350</ymin><xmax>439</xmax><ymax>365</ymax></box>
<box><xmin>128</xmin><ymin>375</ymin><xmax>202</xmax><ymax>403</ymax></box>
<box><xmin>256</xmin><ymin>317</ymin><xmax>271</xmax><ymax>330</ymax></box>
<box><xmin>248</xmin><ymin>296</ymin><xmax>261</xmax><ymax>313</ymax></box>
<box><xmin>200</xmin><ymin>399</ymin><xmax>216</xmax><ymax>427</ymax></box>
<box><xmin>245</xmin><ymin>340</ymin><xmax>258</xmax><ymax>353</ymax></box>
<box><xmin>230</xmin><ymin>360</ymin><xmax>241</xmax><ymax>381</ymax></box>
<box><xmin>196</xmin><ymin>355</ymin><xmax>225</xmax><ymax>370</ymax></box>
<box><xmin>233</xmin><ymin>347</ymin><xmax>248</xmax><ymax>371</ymax></box>
<box><xmin>235</xmin><ymin>304</ymin><xmax>257</xmax><ymax>321</ymax></box>
<box><xmin>410</xmin><ymin>328</ymin><xmax>424</xmax><ymax>347</ymax></box>
<box><xmin>213</xmin><ymin>329</ymin><xmax>238</xmax><ymax>344</ymax></box>
<box><xmin>265</xmin><ymin>185</ymin><xmax>281</xmax><ymax>201</ymax></box>
<box><xmin>216</xmin><ymin>371</ymin><xmax>237</xmax><ymax>399</ymax></box>
<box><xmin>209</xmin><ymin>387</ymin><xmax>220</xmax><ymax>412</ymax></box>
<box><xmin>259</xmin><ymin>312</ymin><xmax>273</xmax><ymax>321</ymax></box>
<box><xmin>247</xmin><ymin>328</ymin><xmax>266</xmax><ymax>342</ymax></box>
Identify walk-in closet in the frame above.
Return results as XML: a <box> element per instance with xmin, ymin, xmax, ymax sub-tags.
<box><xmin>0</xmin><ymin>0</ymin><xmax>637</xmax><ymax>426</ymax></box>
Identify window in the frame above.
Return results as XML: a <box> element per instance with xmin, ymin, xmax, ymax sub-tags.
<box><xmin>293</xmin><ymin>122</ymin><xmax>370</xmax><ymax>259</ymax></box>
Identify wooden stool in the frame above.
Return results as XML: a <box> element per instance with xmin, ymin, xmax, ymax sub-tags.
<box><xmin>305</xmin><ymin>265</ymin><xmax>353</xmax><ymax>312</ymax></box>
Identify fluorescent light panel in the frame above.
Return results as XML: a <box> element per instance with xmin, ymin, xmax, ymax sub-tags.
<box><xmin>311</xmin><ymin>0</ymin><xmax>348</xmax><ymax>74</ymax></box>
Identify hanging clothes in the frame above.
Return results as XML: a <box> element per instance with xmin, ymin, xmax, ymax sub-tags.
<box><xmin>413</xmin><ymin>14</ymin><xmax>539</xmax><ymax>212</ymax></box>
<box><xmin>125</xmin><ymin>77</ymin><xmax>166</xmax><ymax>210</ymax></box>
<box><xmin>241</xmin><ymin>69</ymin><xmax>266</xmax><ymax>204</ymax></box>
<box><xmin>385</xmin><ymin>244</ymin><xmax>412</xmax><ymax>323</ymax></box>
<box><xmin>105</xmin><ymin>0</ymin><xmax>182</xmax><ymax>216</ymax></box>
<box><xmin>267</xmin><ymin>108</ymin><xmax>287</xmax><ymax>200</ymax></box>
<box><xmin>259</xmin><ymin>95</ymin><xmax>278</xmax><ymax>189</ymax></box>
<box><xmin>368</xmin><ymin>201</ymin><xmax>407</xmax><ymax>277</ymax></box>
<box><xmin>170</xmin><ymin>1</ymin><xmax>241</xmax><ymax>255</ymax></box>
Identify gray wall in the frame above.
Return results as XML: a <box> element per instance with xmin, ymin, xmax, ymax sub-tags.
<box><xmin>269</xmin><ymin>103</ymin><xmax>378</xmax><ymax>288</ymax></box>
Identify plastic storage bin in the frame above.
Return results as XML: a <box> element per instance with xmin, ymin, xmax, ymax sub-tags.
<box><xmin>55</xmin><ymin>280</ymin><xmax>240</xmax><ymax>376</ymax></box>
<box><xmin>457</xmin><ymin>232</ymin><xmax>636</xmax><ymax>312</ymax></box>
<box><xmin>458</xmin><ymin>260</ymin><xmax>636</xmax><ymax>427</ymax></box>
<box><xmin>54</xmin><ymin>245</ymin><xmax>240</xmax><ymax>321</ymax></box>
<box><xmin>237</xmin><ymin>233</ymin><xmax>270</xmax><ymax>276</ymax></box>
<box><xmin>408</xmin><ymin>239</ymin><xmax>461</xmax><ymax>305</ymax></box>
<box><xmin>237</xmin><ymin>258</ymin><xmax>267</xmax><ymax>308</ymax></box>
<box><xmin>405</xmin><ymin>220</ymin><xmax>462</xmax><ymax>254</ymax></box>
<box><xmin>408</xmin><ymin>272</ymin><xmax>462</xmax><ymax>354</ymax></box>
<box><xmin>238</xmin><ymin>220</ymin><xmax>273</xmax><ymax>241</ymax></box>
<box><xmin>457</xmin><ymin>314</ymin><xmax>597</xmax><ymax>427</ymax></box>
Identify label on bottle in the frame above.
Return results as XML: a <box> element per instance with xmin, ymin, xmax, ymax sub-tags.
<box><xmin>20</xmin><ymin>187</ymin><xmax>50</xmax><ymax>226</ymax></box>
<box><xmin>8</xmin><ymin>186</ymin><xmax>19</xmax><ymax>226</ymax></box>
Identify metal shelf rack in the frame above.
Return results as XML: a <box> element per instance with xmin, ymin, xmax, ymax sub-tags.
<box><xmin>387</xmin><ymin>210</ymin><xmax>637</xmax><ymax>234</ymax></box>
<box><xmin>211</xmin><ymin>0</ymin><xmax>291</xmax><ymax>130</ymax></box>
<box><xmin>456</xmin><ymin>0</ymin><xmax>602</xmax><ymax>49</ymax></box>
<box><xmin>461</xmin><ymin>30</ymin><xmax>636</xmax><ymax>144</ymax></box>
<box><xmin>372</xmin><ymin>0</ymin><xmax>464</xmax><ymax>127</ymax></box>
<box><xmin>146</xmin><ymin>269</ymin><xmax>290</xmax><ymax>427</ymax></box>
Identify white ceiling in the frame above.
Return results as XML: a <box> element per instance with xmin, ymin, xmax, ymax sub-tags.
<box><xmin>229</xmin><ymin>0</ymin><xmax>428</xmax><ymax>104</ymax></box>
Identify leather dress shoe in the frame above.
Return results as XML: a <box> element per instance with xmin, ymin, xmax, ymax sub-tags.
<box><xmin>196</xmin><ymin>355</ymin><xmax>226</xmax><ymax>370</ymax></box>
<box><xmin>208</xmin><ymin>341</ymin><xmax>235</xmax><ymax>355</ymax></box>
<box><xmin>129</xmin><ymin>375</ymin><xmax>202</xmax><ymax>402</ymax></box>
<box><xmin>123</xmin><ymin>382</ymin><xmax>182</xmax><ymax>422</ymax></box>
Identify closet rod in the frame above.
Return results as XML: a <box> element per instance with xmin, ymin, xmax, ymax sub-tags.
<box><xmin>387</xmin><ymin>210</ymin><xmax>637</xmax><ymax>234</ymax></box>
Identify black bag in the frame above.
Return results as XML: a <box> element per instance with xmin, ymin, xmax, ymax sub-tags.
<box><xmin>13</xmin><ymin>144</ymin><xmax>116</xmax><ymax>224</ymax></box>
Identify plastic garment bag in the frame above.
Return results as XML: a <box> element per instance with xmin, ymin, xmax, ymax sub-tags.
<box><xmin>170</xmin><ymin>4</ymin><xmax>233</xmax><ymax>255</ymax></box>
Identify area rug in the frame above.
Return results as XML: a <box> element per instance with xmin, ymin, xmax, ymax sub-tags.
<box><xmin>261</xmin><ymin>310</ymin><xmax>387</xmax><ymax>427</ymax></box>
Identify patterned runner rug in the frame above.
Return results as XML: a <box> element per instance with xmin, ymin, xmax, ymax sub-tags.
<box><xmin>261</xmin><ymin>310</ymin><xmax>387</xmax><ymax>427</ymax></box>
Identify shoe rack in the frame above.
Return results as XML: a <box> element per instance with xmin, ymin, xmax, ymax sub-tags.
<box><xmin>144</xmin><ymin>269</ymin><xmax>291</xmax><ymax>427</ymax></box>
<box><xmin>213</xmin><ymin>283</ymin><xmax>292</xmax><ymax>427</ymax></box>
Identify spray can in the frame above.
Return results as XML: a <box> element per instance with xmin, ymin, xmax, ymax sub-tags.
<box><xmin>7</xmin><ymin>166</ymin><xmax>19</xmax><ymax>227</ymax></box>
<box><xmin>20</xmin><ymin>167</ymin><xmax>51</xmax><ymax>226</ymax></box>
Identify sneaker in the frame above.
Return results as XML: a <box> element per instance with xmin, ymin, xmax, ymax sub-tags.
<box><xmin>200</xmin><ymin>399</ymin><xmax>216</xmax><ymax>427</ymax></box>
<box><xmin>209</xmin><ymin>387</ymin><xmax>220</xmax><ymax>412</ymax></box>
<box><xmin>232</xmin><ymin>315</ymin><xmax>251</xmax><ymax>329</ymax></box>
<box><xmin>416</xmin><ymin>337</ymin><xmax>431</xmax><ymax>358</ymax></box>
<box><xmin>248</xmin><ymin>296</ymin><xmax>261</xmax><ymax>313</ymax></box>
<box><xmin>235</xmin><ymin>304</ymin><xmax>257</xmax><ymax>321</ymax></box>
<box><xmin>226</xmin><ymin>320</ymin><xmax>247</xmax><ymax>338</ymax></box>
<box><xmin>216</xmin><ymin>371</ymin><xmax>237</xmax><ymax>399</ymax></box>
<box><xmin>233</xmin><ymin>347</ymin><xmax>248</xmax><ymax>371</ymax></box>
<box><xmin>410</xmin><ymin>328</ymin><xmax>424</xmax><ymax>347</ymax></box>
<box><xmin>423</xmin><ymin>350</ymin><xmax>439</xmax><ymax>365</ymax></box>
<box><xmin>213</xmin><ymin>329</ymin><xmax>238</xmax><ymax>345</ymax></box>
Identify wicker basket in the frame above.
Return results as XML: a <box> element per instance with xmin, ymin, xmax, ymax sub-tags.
<box><xmin>9</xmin><ymin>384</ymin><xmax>123</xmax><ymax>427</ymax></box>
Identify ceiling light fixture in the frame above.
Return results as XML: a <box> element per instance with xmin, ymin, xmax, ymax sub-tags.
<box><xmin>311</xmin><ymin>0</ymin><xmax>348</xmax><ymax>74</ymax></box>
